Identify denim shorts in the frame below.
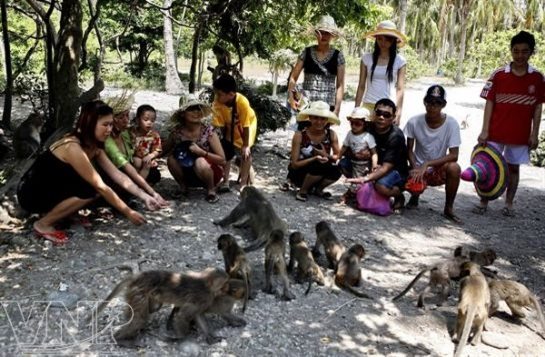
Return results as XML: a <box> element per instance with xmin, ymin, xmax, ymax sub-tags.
<box><xmin>376</xmin><ymin>170</ymin><xmax>406</xmax><ymax>189</ymax></box>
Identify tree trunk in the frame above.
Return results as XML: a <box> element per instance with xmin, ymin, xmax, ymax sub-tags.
<box><xmin>163</xmin><ymin>0</ymin><xmax>184</xmax><ymax>94</ymax></box>
<box><xmin>189</xmin><ymin>22</ymin><xmax>202</xmax><ymax>93</ymax></box>
<box><xmin>1</xmin><ymin>0</ymin><xmax>12</xmax><ymax>129</ymax></box>
<box><xmin>398</xmin><ymin>0</ymin><xmax>408</xmax><ymax>34</ymax></box>
<box><xmin>197</xmin><ymin>48</ymin><xmax>204</xmax><ymax>90</ymax></box>
<box><xmin>448</xmin><ymin>5</ymin><xmax>456</xmax><ymax>58</ymax></box>
<box><xmin>455</xmin><ymin>0</ymin><xmax>472</xmax><ymax>85</ymax></box>
<box><xmin>272</xmin><ymin>70</ymin><xmax>278</xmax><ymax>98</ymax></box>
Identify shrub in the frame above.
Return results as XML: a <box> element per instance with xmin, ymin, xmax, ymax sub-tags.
<box><xmin>530</xmin><ymin>130</ymin><xmax>545</xmax><ymax>167</ymax></box>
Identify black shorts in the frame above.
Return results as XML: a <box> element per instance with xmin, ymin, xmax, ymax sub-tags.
<box><xmin>287</xmin><ymin>161</ymin><xmax>342</xmax><ymax>188</ymax></box>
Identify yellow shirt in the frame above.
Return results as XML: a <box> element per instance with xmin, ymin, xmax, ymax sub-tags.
<box><xmin>212</xmin><ymin>93</ymin><xmax>257</xmax><ymax>148</ymax></box>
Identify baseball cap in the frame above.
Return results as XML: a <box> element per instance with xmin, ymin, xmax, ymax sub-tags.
<box><xmin>424</xmin><ymin>85</ymin><xmax>447</xmax><ymax>104</ymax></box>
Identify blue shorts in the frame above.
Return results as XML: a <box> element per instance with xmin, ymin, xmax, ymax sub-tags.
<box><xmin>376</xmin><ymin>170</ymin><xmax>406</xmax><ymax>189</ymax></box>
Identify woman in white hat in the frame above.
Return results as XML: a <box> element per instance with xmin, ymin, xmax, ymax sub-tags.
<box><xmin>355</xmin><ymin>20</ymin><xmax>407</xmax><ymax>125</ymax></box>
<box><xmin>104</xmin><ymin>94</ymin><xmax>168</xmax><ymax>207</ymax></box>
<box><xmin>287</xmin><ymin>15</ymin><xmax>345</xmax><ymax>119</ymax></box>
<box><xmin>287</xmin><ymin>101</ymin><xmax>342</xmax><ymax>202</ymax></box>
<box><xmin>163</xmin><ymin>94</ymin><xmax>226</xmax><ymax>203</ymax></box>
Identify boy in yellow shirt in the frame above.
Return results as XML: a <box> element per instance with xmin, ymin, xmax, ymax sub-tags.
<box><xmin>212</xmin><ymin>74</ymin><xmax>257</xmax><ymax>190</ymax></box>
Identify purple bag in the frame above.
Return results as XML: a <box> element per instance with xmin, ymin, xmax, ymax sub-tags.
<box><xmin>356</xmin><ymin>182</ymin><xmax>393</xmax><ymax>216</ymax></box>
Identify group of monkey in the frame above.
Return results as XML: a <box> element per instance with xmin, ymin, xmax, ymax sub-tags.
<box><xmin>94</xmin><ymin>186</ymin><xmax>545</xmax><ymax>355</ymax></box>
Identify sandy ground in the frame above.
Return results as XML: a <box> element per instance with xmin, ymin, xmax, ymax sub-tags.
<box><xmin>0</xmin><ymin>78</ymin><xmax>544</xmax><ymax>356</ymax></box>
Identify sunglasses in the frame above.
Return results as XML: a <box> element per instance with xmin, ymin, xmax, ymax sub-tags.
<box><xmin>375</xmin><ymin>109</ymin><xmax>393</xmax><ymax>119</ymax></box>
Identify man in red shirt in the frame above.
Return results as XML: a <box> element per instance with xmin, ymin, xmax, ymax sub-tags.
<box><xmin>476</xmin><ymin>31</ymin><xmax>544</xmax><ymax>216</ymax></box>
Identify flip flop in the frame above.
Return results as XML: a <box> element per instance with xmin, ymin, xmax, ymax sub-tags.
<box><xmin>405</xmin><ymin>196</ymin><xmax>419</xmax><ymax>209</ymax></box>
<box><xmin>471</xmin><ymin>205</ymin><xmax>487</xmax><ymax>215</ymax></box>
<box><xmin>501</xmin><ymin>207</ymin><xmax>515</xmax><ymax>217</ymax></box>
<box><xmin>316</xmin><ymin>191</ymin><xmax>333</xmax><ymax>200</ymax></box>
<box><xmin>206</xmin><ymin>193</ymin><xmax>219</xmax><ymax>204</ymax></box>
<box><xmin>295</xmin><ymin>192</ymin><xmax>308</xmax><ymax>202</ymax></box>
<box><xmin>279</xmin><ymin>182</ymin><xmax>291</xmax><ymax>192</ymax></box>
<box><xmin>442</xmin><ymin>212</ymin><xmax>463</xmax><ymax>224</ymax></box>
<box><xmin>34</xmin><ymin>227</ymin><xmax>68</xmax><ymax>245</ymax></box>
<box><xmin>218</xmin><ymin>182</ymin><xmax>231</xmax><ymax>193</ymax></box>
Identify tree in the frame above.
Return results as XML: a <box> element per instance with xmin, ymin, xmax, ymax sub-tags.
<box><xmin>163</xmin><ymin>0</ymin><xmax>184</xmax><ymax>94</ymax></box>
<box><xmin>1</xmin><ymin>0</ymin><xmax>12</xmax><ymax>128</ymax></box>
<box><xmin>454</xmin><ymin>0</ymin><xmax>473</xmax><ymax>84</ymax></box>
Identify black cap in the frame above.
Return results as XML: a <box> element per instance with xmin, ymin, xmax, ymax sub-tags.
<box><xmin>424</xmin><ymin>85</ymin><xmax>447</xmax><ymax>104</ymax></box>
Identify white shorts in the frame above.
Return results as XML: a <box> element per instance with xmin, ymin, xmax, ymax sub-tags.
<box><xmin>488</xmin><ymin>141</ymin><xmax>529</xmax><ymax>165</ymax></box>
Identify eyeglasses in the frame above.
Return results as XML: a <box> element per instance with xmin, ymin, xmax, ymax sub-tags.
<box><xmin>375</xmin><ymin>109</ymin><xmax>393</xmax><ymax>119</ymax></box>
<box><xmin>425</xmin><ymin>101</ymin><xmax>444</xmax><ymax>107</ymax></box>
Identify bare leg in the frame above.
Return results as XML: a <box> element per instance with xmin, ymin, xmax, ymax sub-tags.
<box><xmin>375</xmin><ymin>184</ymin><xmax>404</xmax><ymax>209</ymax></box>
<box><xmin>222</xmin><ymin>160</ymin><xmax>232</xmax><ymax>186</ymax></box>
<box><xmin>444</xmin><ymin>162</ymin><xmax>462</xmax><ymax>222</ymax></box>
<box><xmin>167</xmin><ymin>155</ymin><xmax>187</xmax><ymax>194</ymax></box>
<box><xmin>194</xmin><ymin>158</ymin><xmax>217</xmax><ymax>196</ymax></box>
<box><xmin>505</xmin><ymin>164</ymin><xmax>519</xmax><ymax>210</ymax></box>
<box><xmin>299</xmin><ymin>174</ymin><xmax>322</xmax><ymax>195</ymax></box>
<box><xmin>315</xmin><ymin>179</ymin><xmax>335</xmax><ymax>193</ymax></box>
<box><xmin>238</xmin><ymin>155</ymin><xmax>253</xmax><ymax>187</ymax></box>
<box><xmin>34</xmin><ymin>196</ymin><xmax>95</xmax><ymax>233</ymax></box>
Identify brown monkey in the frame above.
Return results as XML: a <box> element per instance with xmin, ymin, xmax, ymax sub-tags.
<box><xmin>217</xmin><ymin>234</ymin><xmax>251</xmax><ymax>311</ymax></box>
<box><xmin>167</xmin><ymin>278</ymin><xmax>247</xmax><ymax>334</ymax></box>
<box><xmin>312</xmin><ymin>221</ymin><xmax>346</xmax><ymax>270</ymax></box>
<box><xmin>452</xmin><ymin>262</ymin><xmax>490</xmax><ymax>357</ymax></box>
<box><xmin>287</xmin><ymin>232</ymin><xmax>325</xmax><ymax>295</ymax></box>
<box><xmin>13</xmin><ymin>112</ymin><xmax>44</xmax><ymax>159</ymax></box>
<box><xmin>263</xmin><ymin>229</ymin><xmax>295</xmax><ymax>300</ymax></box>
<box><xmin>334</xmin><ymin>244</ymin><xmax>372</xmax><ymax>299</ymax></box>
<box><xmin>94</xmin><ymin>268</ymin><xmax>229</xmax><ymax>346</ymax></box>
<box><xmin>214</xmin><ymin>186</ymin><xmax>288</xmax><ymax>252</ymax></box>
<box><xmin>393</xmin><ymin>247</ymin><xmax>497</xmax><ymax>308</ymax></box>
<box><xmin>489</xmin><ymin>279</ymin><xmax>545</xmax><ymax>335</ymax></box>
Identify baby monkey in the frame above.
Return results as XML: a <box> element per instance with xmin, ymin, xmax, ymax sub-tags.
<box><xmin>334</xmin><ymin>244</ymin><xmax>372</xmax><ymax>299</ymax></box>
<box><xmin>93</xmin><ymin>268</ymin><xmax>229</xmax><ymax>346</ymax></box>
<box><xmin>264</xmin><ymin>229</ymin><xmax>295</xmax><ymax>301</ymax></box>
<box><xmin>217</xmin><ymin>234</ymin><xmax>251</xmax><ymax>311</ymax></box>
<box><xmin>312</xmin><ymin>221</ymin><xmax>346</xmax><ymax>270</ymax></box>
<box><xmin>488</xmin><ymin>279</ymin><xmax>545</xmax><ymax>336</ymax></box>
<box><xmin>287</xmin><ymin>232</ymin><xmax>325</xmax><ymax>295</ymax></box>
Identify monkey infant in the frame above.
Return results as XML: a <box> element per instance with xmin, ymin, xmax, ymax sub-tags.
<box><xmin>287</xmin><ymin>232</ymin><xmax>325</xmax><ymax>295</ymax></box>
<box><xmin>334</xmin><ymin>244</ymin><xmax>372</xmax><ymax>299</ymax></box>
<box><xmin>217</xmin><ymin>234</ymin><xmax>251</xmax><ymax>311</ymax></box>
<box><xmin>312</xmin><ymin>221</ymin><xmax>346</xmax><ymax>270</ymax></box>
<box><xmin>264</xmin><ymin>229</ymin><xmax>295</xmax><ymax>300</ymax></box>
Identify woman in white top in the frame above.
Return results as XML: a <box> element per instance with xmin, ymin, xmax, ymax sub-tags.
<box><xmin>355</xmin><ymin>20</ymin><xmax>407</xmax><ymax>125</ymax></box>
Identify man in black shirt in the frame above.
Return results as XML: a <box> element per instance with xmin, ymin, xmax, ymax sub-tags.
<box><xmin>347</xmin><ymin>98</ymin><xmax>408</xmax><ymax>209</ymax></box>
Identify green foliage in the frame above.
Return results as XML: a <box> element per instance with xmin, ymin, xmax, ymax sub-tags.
<box><xmin>530</xmin><ymin>130</ymin><xmax>545</xmax><ymax>167</ymax></box>
<box><xmin>13</xmin><ymin>71</ymin><xmax>48</xmax><ymax>113</ymax></box>
<box><xmin>403</xmin><ymin>46</ymin><xmax>432</xmax><ymax>81</ymax></box>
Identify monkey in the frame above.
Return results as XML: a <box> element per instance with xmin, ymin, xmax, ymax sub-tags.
<box><xmin>334</xmin><ymin>244</ymin><xmax>372</xmax><ymax>299</ymax></box>
<box><xmin>0</xmin><ymin>128</ymin><xmax>9</xmax><ymax>162</ymax></box>
<box><xmin>167</xmin><ymin>278</ymin><xmax>247</xmax><ymax>334</ymax></box>
<box><xmin>287</xmin><ymin>232</ymin><xmax>325</xmax><ymax>295</ymax></box>
<box><xmin>13</xmin><ymin>112</ymin><xmax>44</xmax><ymax>159</ymax></box>
<box><xmin>454</xmin><ymin>246</ymin><xmax>498</xmax><ymax>279</ymax></box>
<box><xmin>217</xmin><ymin>234</ymin><xmax>251</xmax><ymax>311</ymax></box>
<box><xmin>392</xmin><ymin>247</ymin><xmax>497</xmax><ymax>308</ymax></box>
<box><xmin>214</xmin><ymin>186</ymin><xmax>288</xmax><ymax>252</ymax></box>
<box><xmin>312</xmin><ymin>221</ymin><xmax>346</xmax><ymax>270</ymax></box>
<box><xmin>93</xmin><ymin>268</ymin><xmax>230</xmax><ymax>346</ymax></box>
<box><xmin>488</xmin><ymin>279</ymin><xmax>545</xmax><ymax>335</ymax></box>
<box><xmin>452</xmin><ymin>262</ymin><xmax>491</xmax><ymax>357</ymax></box>
<box><xmin>263</xmin><ymin>229</ymin><xmax>295</xmax><ymax>301</ymax></box>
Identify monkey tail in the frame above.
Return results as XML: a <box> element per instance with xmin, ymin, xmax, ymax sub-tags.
<box><xmin>242</xmin><ymin>273</ymin><xmax>250</xmax><ymax>313</ymax></box>
<box><xmin>304</xmin><ymin>269</ymin><xmax>313</xmax><ymax>296</ymax></box>
<box><xmin>530</xmin><ymin>295</ymin><xmax>545</xmax><ymax>336</ymax></box>
<box><xmin>340</xmin><ymin>283</ymin><xmax>373</xmax><ymax>300</ymax></box>
<box><xmin>89</xmin><ymin>278</ymin><xmax>132</xmax><ymax>323</ymax></box>
<box><xmin>454</xmin><ymin>305</ymin><xmax>476</xmax><ymax>357</ymax></box>
<box><xmin>392</xmin><ymin>269</ymin><xmax>428</xmax><ymax>301</ymax></box>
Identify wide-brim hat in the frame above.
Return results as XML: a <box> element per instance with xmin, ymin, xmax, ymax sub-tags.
<box><xmin>364</xmin><ymin>20</ymin><xmax>407</xmax><ymax>47</ymax></box>
<box><xmin>347</xmin><ymin>107</ymin><xmax>371</xmax><ymax>121</ymax></box>
<box><xmin>297</xmin><ymin>101</ymin><xmax>340</xmax><ymax>125</ymax></box>
<box><xmin>311</xmin><ymin>15</ymin><xmax>342</xmax><ymax>37</ymax></box>
<box><xmin>178</xmin><ymin>93</ymin><xmax>212</xmax><ymax>116</ymax></box>
<box><xmin>104</xmin><ymin>90</ymin><xmax>135</xmax><ymax>116</ymax></box>
<box><xmin>461</xmin><ymin>144</ymin><xmax>509</xmax><ymax>200</ymax></box>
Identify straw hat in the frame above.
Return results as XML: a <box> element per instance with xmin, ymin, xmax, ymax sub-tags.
<box><xmin>311</xmin><ymin>15</ymin><xmax>342</xmax><ymax>37</ymax></box>
<box><xmin>364</xmin><ymin>20</ymin><xmax>407</xmax><ymax>47</ymax></box>
<box><xmin>104</xmin><ymin>90</ymin><xmax>135</xmax><ymax>116</ymax></box>
<box><xmin>297</xmin><ymin>101</ymin><xmax>340</xmax><ymax>125</ymax></box>
<box><xmin>178</xmin><ymin>93</ymin><xmax>212</xmax><ymax>116</ymax></box>
<box><xmin>347</xmin><ymin>107</ymin><xmax>371</xmax><ymax>121</ymax></box>
<box><xmin>461</xmin><ymin>144</ymin><xmax>509</xmax><ymax>200</ymax></box>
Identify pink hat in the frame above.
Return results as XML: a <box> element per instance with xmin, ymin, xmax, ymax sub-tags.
<box><xmin>461</xmin><ymin>144</ymin><xmax>509</xmax><ymax>200</ymax></box>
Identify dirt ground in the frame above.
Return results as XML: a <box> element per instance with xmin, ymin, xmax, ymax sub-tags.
<box><xmin>0</xmin><ymin>78</ymin><xmax>544</xmax><ymax>356</ymax></box>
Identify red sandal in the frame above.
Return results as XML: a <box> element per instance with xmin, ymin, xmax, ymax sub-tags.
<box><xmin>34</xmin><ymin>227</ymin><xmax>68</xmax><ymax>245</ymax></box>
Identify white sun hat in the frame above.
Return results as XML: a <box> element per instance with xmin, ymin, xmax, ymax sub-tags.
<box><xmin>364</xmin><ymin>20</ymin><xmax>407</xmax><ymax>47</ymax></box>
<box><xmin>296</xmin><ymin>101</ymin><xmax>340</xmax><ymax>125</ymax></box>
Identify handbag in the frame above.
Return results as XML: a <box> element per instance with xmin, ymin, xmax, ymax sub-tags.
<box><xmin>220</xmin><ymin>94</ymin><xmax>238</xmax><ymax>161</ymax></box>
<box><xmin>356</xmin><ymin>182</ymin><xmax>393</xmax><ymax>216</ymax></box>
<box><xmin>173</xmin><ymin>140</ymin><xmax>196</xmax><ymax>168</ymax></box>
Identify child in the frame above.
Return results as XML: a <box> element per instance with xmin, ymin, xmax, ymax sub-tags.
<box><xmin>339</xmin><ymin>107</ymin><xmax>378</xmax><ymax>202</ymax></box>
<box><xmin>132</xmin><ymin>105</ymin><xmax>162</xmax><ymax>180</ymax></box>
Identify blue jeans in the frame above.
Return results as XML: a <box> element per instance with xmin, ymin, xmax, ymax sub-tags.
<box><xmin>376</xmin><ymin>170</ymin><xmax>406</xmax><ymax>189</ymax></box>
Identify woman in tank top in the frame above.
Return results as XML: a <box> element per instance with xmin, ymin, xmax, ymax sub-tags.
<box><xmin>17</xmin><ymin>101</ymin><xmax>166</xmax><ymax>244</ymax></box>
<box><xmin>355</xmin><ymin>20</ymin><xmax>407</xmax><ymax>125</ymax></box>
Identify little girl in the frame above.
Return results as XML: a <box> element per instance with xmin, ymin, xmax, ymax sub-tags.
<box><xmin>132</xmin><ymin>105</ymin><xmax>162</xmax><ymax>180</ymax></box>
<box><xmin>339</xmin><ymin>107</ymin><xmax>378</xmax><ymax>202</ymax></box>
